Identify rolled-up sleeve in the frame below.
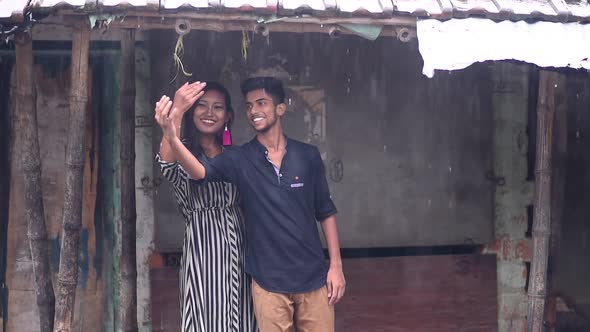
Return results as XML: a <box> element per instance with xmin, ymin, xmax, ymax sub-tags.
<box><xmin>311</xmin><ymin>147</ymin><xmax>337</xmax><ymax>221</ymax></box>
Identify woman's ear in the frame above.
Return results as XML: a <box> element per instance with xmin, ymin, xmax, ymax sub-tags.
<box><xmin>226</xmin><ymin>111</ymin><xmax>233</xmax><ymax>127</ymax></box>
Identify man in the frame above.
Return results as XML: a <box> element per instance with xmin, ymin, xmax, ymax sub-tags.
<box><xmin>158</xmin><ymin>77</ymin><xmax>345</xmax><ymax>331</ymax></box>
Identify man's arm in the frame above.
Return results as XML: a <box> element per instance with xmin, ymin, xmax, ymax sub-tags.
<box><xmin>321</xmin><ymin>215</ymin><xmax>346</xmax><ymax>305</ymax></box>
<box><xmin>310</xmin><ymin>146</ymin><xmax>345</xmax><ymax>305</ymax></box>
<box><xmin>166</xmin><ymin>134</ymin><xmax>206</xmax><ymax>180</ymax></box>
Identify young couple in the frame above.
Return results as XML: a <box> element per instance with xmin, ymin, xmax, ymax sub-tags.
<box><xmin>155</xmin><ymin>77</ymin><xmax>345</xmax><ymax>332</ymax></box>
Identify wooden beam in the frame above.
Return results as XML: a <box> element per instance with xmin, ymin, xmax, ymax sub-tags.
<box><xmin>30</xmin><ymin>23</ymin><xmax>149</xmax><ymax>41</ymax></box>
<box><xmin>117</xmin><ymin>28</ymin><xmax>138</xmax><ymax>332</ymax></box>
<box><xmin>15</xmin><ymin>31</ymin><xmax>56</xmax><ymax>332</ymax></box>
<box><xmin>109</xmin><ymin>17</ymin><xmax>400</xmax><ymax>37</ymax></box>
<box><xmin>526</xmin><ymin>69</ymin><xmax>560</xmax><ymax>332</ymax></box>
<box><xmin>61</xmin><ymin>10</ymin><xmax>417</xmax><ymax>26</ymax></box>
<box><xmin>60</xmin><ymin>13</ymin><xmax>413</xmax><ymax>38</ymax></box>
<box><xmin>53</xmin><ymin>20</ymin><xmax>90</xmax><ymax>332</ymax></box>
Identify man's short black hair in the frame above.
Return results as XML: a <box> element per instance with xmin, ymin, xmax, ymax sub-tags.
<box><xmin>241</xmin><ymin>77</ymin><xmax>286</xmax><ymax>105</ymax></box>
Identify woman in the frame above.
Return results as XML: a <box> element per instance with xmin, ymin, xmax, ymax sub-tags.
<box><xmin>154</xmin><ymin>81</ymin><xmax>257</xmax><ymax>332</ymax></box>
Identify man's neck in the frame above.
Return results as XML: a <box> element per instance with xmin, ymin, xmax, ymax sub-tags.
<box><xmin>256</xmin><ymin>123</ymin><xmax>286</xmax><ymax>152</ymax></box>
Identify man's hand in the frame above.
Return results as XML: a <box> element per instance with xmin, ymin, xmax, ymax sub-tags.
<box><xmin>154</xmin><ymin>95</ymin><xmax>181</xmax><ymax>142</ymax></box>
<box><xmin>326</xmin><ymin>264</ymin><xmax>346</xmax><ymax>305</ymax></box>
<box><xmin>173</xmin><ymin>81</ymin><xmax>206</xmax><ymax>114</ymax></box>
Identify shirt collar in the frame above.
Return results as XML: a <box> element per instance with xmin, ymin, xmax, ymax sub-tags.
<box><xmin>250</xmin><ymin>135</ymin><xmax>290</xmax><ymax>155</ymax></box>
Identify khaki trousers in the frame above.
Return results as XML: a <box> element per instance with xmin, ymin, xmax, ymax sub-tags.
<box><xmin>251</xmin><ymin>280</ymin><xmax>335</xmax><ymax>332</ymax></box>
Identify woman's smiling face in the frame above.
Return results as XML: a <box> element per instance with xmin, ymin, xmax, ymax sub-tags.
<box><xmin>193</xmin><ymin>89</ymin><xmax>228</xmax><ymax>136</ymax></box>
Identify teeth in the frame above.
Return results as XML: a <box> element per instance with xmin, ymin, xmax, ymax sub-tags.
<box><xmin>202</xmin><ymin>119</ymin><xmax>215</xmax><ymax>124</ymax></box>
<box><xmin>253</xmin><ymin>118</ymin><xmax>263</xmax><ymax>122</ymax></box>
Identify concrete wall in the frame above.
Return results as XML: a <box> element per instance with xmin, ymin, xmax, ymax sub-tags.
<box><xmin>93</xmin><ymin>51</ymin><xmax>121</xmax><ymax>332</ymax></box>
<box><xmin>150</xmin><ymin>30</ymin><xmax>495</xmax><ymax>251</ymax></box>
<box><xmin>134</xmin><ymin>44</ymin><xmax>157</xmax><ymax>332</ymax></box>
<box><xmin>484</xmin><ymin>62</ymin><xmax>534</xmax><ymax>332</ymax></box>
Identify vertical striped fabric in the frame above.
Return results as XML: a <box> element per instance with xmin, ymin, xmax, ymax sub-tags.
<box><xmin>157</xmin><ymin>154</ymin><xmax>257</xmax><ymax>332</ymax></box>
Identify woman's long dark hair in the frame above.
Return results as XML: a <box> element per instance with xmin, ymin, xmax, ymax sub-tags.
<box><xmin>182</xmin><ymin>81</ymin><xmax>234</xmax><ymax>157</ymax></box>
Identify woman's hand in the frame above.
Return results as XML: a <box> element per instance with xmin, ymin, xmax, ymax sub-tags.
<box><xmin>154</xmin><ymin>95</ymin><xmax>181</xmax><ymax>142</ymax></box>
<box><xmin>173</xmin><ymin>81</ymin><xmax>207</xmax><ymax>114</ymax></box>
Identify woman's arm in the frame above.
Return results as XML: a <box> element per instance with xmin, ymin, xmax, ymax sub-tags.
<box><xmin>155</xmin><ymin>96</ymin><xmax>207</xmax><ymax>180</ymax></box>
<box><xmin>156</xmin><ymin>81</ymin><xmax>206</xmax><ymax>162</ymax></box>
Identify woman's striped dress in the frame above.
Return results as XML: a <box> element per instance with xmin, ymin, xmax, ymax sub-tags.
<box><xmin>157</xmin><ymin>154</ymin><xmax>257</xmax><ymax>332</ymax></box>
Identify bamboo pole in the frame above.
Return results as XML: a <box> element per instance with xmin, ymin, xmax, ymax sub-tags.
<box><xmin>53</xmin><ymin>22</ymin><xmax>90</xmax><ymax>332</ymax></box>
<box><xmin>526</xmin><ymin>69</ymin><xmax>558</xmax><ymax>332</ymax></box>
<box><xmin>15</xmin><ymin>31</ymin><xmax>56</xmax><ymax>332</ymax></box>
<box><xmin>545</xmin><ymin>73</ymin><xmax>567</xmax><ymax>332</ymax></box>
<box><xmin>117</xmin><ymin>29</ymin><xmax>138</xmax><ymax>332</ymax></box>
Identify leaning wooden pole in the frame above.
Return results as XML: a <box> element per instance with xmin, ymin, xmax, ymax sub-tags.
<box><xmin>117</xmin><ymin>29</ymin><xmax>138</xmax><ymax>332</ymax></box>
<box><xmin>546</xmin><ymin>73</ymin><xmax>567</xmax><ymax>330</ymax></box>
<box><xmin>53</xmin><ymin>22</ymin><xmax>90</xmax><ymax>332</ymax></box>
<box><xmin>526</xmin><ymin>69</ymin><xmax>558</xmax><ymax>332</ymax></box>
<box><xmin>15</xmin><ymin>31</ymin><xmax>56</xmax><ymax>332</ymax></box>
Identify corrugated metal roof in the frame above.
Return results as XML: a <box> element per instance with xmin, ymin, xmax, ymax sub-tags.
<box><xmin>2</xmin><ymin>0</ymin><xmax>590</xmax><ymax>21</ymax></box>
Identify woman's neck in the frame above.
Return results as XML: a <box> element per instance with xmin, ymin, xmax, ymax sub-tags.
<box><xmin>199</xmin><ymin>134</ymin><xmax>222</xmax><ymax>158</ymax></box>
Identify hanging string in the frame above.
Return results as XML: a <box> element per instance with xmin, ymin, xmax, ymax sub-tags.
<box><xmin>170</xmin><ymin>27</ymin><xmax>192</xmax><ymax>83</ymax></box>
<box><xmin>241</xmin><ymin>30</ymin><xmax>250</xmax><ymax>63</ymax></box>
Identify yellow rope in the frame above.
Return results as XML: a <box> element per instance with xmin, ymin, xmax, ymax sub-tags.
<box><xmin>170</xmin><ymin>34</ymin><xmax>192</xmax><ymax>83</ymax></box>
<box><xmin>241</xmin><ymin>30</ymin><xmax>250</xmax><ymax>62</ymax></box>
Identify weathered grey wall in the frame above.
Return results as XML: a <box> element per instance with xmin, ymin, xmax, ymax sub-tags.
<box><xmin>554</xmin><ymin>71</ymin><xmax>590</xmax><ymax>316</ymax></box>
<box><xmin>150</xmin><ymin>30</ymin><xmax>495</xmax><ymax>250</ymax></box>
<box><xmin>135</xmin><ymin>44</ymin><xmax>156</xmax><ymax>332</ymax></box>
<box><xmin>483</xmin><ymin>62</ymin><xmax>534</xmax><ymax>332</ymax></box>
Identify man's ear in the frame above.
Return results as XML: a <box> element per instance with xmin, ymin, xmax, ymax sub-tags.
<box><xmin>276</xmin><ymin>103</ymin><xmax>287</xmax><ymax>116</ymax></box>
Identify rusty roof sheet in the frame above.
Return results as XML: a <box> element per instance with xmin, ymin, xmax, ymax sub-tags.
<box><xmin>3</xmin><ymin>0</ymin><xmax>590</xmax><ymax>21</ymax></box>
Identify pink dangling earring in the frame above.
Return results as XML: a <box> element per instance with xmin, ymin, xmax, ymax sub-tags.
<box><xmin>222</xmin><ymin>123</ymin><xmax>232</xmax><ymax>146</ymax></box>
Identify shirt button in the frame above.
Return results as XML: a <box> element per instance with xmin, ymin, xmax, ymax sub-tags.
<box><xmin>279</xmin><ymin>174</ymin><xmax>283</xmax><ymax>177</ymax></box>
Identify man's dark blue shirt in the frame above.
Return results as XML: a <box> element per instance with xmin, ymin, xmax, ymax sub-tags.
<box><xmin>199</xmin><ymin>137</ymin><xmax>337</xmax><ymax>293</ymax></box>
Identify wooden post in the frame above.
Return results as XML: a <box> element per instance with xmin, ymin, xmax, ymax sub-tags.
<box><xmin>545</xmin><ymin>72</ymin><xmax>567</xmax><ymax>332</ymax></box>
<box><xmin>526</xmin><ymin>69</ymin><xmax>559</xmax><ymax>332</ymax></box>
<box><xmin>15</xmin><ymin>31</ymin><xmax>56</xmax><ymax>332</ymax></box>
<box><xmin>118</xmin><ymin>29</ymin><xmax>138</xmax><ymax>332</ymax></box>
<box><xmin>54</xmin><ymin>22</ymin><xmax>90</xmax><ymax>332</ymax></box>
